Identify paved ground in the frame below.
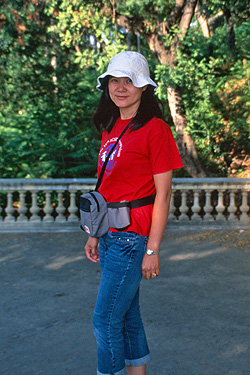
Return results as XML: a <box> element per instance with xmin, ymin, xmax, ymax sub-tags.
<box><xmin>0</xmin><ymin>228</ymin><xmax>250</xmax><ymax>375</ymax></box>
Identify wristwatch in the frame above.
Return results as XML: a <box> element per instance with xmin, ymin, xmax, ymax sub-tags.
<box><xmin>145</xmin><ymin>249</ymin><xmax>159</xmax><ymax>256</ymax></box>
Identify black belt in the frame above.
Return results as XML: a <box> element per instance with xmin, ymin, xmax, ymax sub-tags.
<box><xmin>107</xmin><ymin>195</ymin><xmax>155</xmax><ymax>209</ymax></box>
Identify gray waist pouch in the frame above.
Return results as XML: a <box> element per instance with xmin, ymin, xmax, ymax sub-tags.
<box><xmin>107</xmin><ymin>202</ymin><xmax>131</xmax><ymax>230</ymax></box>
<box><xmin>80</xmin><ymin>192</ymin><xmax>131</xmax><ymax>237</ymax></box>
<box><xmin>80</xmin><ymin>191</ymin><xmax>109</xmax><ymax>237</ymax></box>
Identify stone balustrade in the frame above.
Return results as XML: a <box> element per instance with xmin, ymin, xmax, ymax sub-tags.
<box><xmin>0</xmin><ymin>178</ymin><xmax>249</xmax><ymax>231</ymax></box>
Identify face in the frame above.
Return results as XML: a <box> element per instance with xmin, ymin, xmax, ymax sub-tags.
<box><xmin>108</xmin><ymin>77</ymin><xmax>147</xmax><ymax>118</ymax></box>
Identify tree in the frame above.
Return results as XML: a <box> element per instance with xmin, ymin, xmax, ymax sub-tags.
<box><xmin>54</xmin><ymin>0</ymin><xmax>210</xmax><ymax>176</ymax></box>
<box><xmin>147</xmin><ymin>0</ymin><xmax>209</xmax><ymax>177</ymax></box>
<box><xmin>110</xmin><ymin>0</ymin><xmax>250</xmax><ymax>176</ymax></box>
<box><xmin>1</xmin><ymin>0</ymin><xmax>249</xmax><ymax>178</ymax></box>
<box><xmin>109</xmin><ymin>0</ymin><xmax>210</xmax><ymax>176</ymax></box>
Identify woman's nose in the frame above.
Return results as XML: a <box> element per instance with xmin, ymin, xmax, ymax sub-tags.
<box><xmin>117</xmin><ymin>81</ymin><xmax>126</xmax><ymax>91</ymax></box>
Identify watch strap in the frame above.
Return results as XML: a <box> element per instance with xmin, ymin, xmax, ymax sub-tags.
<box><xmin>146</xmin><ymin>249</ymin><xmax>159</xmax><ymax>255</ymax></box>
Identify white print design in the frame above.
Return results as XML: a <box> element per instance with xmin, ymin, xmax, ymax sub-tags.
<box><xmin>100</xmin><ymin>149</ymin><xmax>117</xmax><ymax>162</ymax></box>
<box><xmin>99</xmin><ymin>137</ymin><xmax>123</xmax><ymax>175</ymax></box>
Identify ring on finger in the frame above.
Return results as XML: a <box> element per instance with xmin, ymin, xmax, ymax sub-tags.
<box><xmin>152</xmin><ymin>272</ymin><xmax>157</xmax><ymax>277</ymax></box>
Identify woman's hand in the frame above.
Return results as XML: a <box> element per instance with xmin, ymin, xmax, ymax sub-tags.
<box><xmin>142</xmin><ymin>253</ymin><xmax>159</xmax><ymax>280</ymax></box>
<box><xmin>84</xmin><ymin>236</ymin><xmax>100</xmax><ymax>263</ymax></box>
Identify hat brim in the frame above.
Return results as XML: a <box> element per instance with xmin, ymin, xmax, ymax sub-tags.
<box><xmin>96</xmin><ymin>69</ymin><xmax>157</xmax><ymax>91</ymax></box>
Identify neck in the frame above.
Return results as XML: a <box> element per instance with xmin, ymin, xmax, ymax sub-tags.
<box><xmin>120</xmin><ymin>107</ymin><xmax>139</xmax><ymax>120</ymax></box>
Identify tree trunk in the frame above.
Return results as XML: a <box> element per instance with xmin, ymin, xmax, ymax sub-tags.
<box><xmin>149</xmin><ymin>0</ymin><xmax>208</xmax><ymax>177</ymax></box>
<box><xmin>195</xmin><ymin>1</ymin><xmax>210</xmax><ymax>38</ymax></box>
<box><xmin>223</xmin><ymin>5</ymin><xmax>237</xmax><ymax>57</ymax></box>
<box><xmin>117</xmin><ymin>0</ymin><xmax>209</xmax><ymax>176</ymax></box>
<box><xmin>167</xmin><ymin>86</ymin><xmax>207</xmax><ymax>177</ymax></box>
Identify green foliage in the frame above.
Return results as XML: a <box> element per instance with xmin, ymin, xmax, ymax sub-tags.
<box><xmin>115</xmin><ymin>0</ymin><xmax>174</xmax><ymax>28</ymax></box>
<box><xmin>0</xmin><ymin>0</ymin><xmax>100</xmax><ymax>178</ymax></box>
<box><xmin>0</xmin><ymin>0</ymin><xmax>249</xmax><ymax>178</ymax></box>
<box><xmin>155</xmin><ymin>18</ymin><xmax>250</xmax><ymax>175</ymax></box>
<box><xmin>206</xmin><ymin>0</ymin><xmax>250</xmax><ymax>24</ymax></box>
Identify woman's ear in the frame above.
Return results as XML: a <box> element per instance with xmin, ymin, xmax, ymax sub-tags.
<box><xmin>142</xmin><ymin>85</ymin><xmax>148</xmax><ymax>92</ymax></box>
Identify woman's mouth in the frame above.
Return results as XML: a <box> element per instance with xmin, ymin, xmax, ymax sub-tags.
<box><xmin>116</xmin><ymin>96</ymin><xmax>127</xmax><ymax>100</ymax></box>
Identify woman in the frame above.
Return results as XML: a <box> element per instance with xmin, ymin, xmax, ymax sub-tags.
<box><xmin>84</xmin><ymin>51</ymin><xmax>183</xmax><ymax>375</ymax></box>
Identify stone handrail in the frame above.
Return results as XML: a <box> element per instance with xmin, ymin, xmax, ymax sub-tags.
<box><xmin>0</xmin><ymin>178</ymin><xmax>249</xmax><ymax>230</ymax></box>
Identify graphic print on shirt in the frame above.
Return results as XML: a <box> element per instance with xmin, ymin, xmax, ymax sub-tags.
<box><xmin>98</xmin><ymin>137</ymin><xmax>123</xmax><ymax>175</ymax></box>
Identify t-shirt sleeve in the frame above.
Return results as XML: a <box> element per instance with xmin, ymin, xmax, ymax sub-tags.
<box><xmin>148</xmin><ymin>119</ymin><xmax>183</xmax><ymax>174</ymax></box>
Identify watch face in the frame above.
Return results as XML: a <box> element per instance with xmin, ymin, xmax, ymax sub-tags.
<box><xmin>147</xmin><ymin>249</ymin><xmax>153</xmax><ymax>255</ymax></box>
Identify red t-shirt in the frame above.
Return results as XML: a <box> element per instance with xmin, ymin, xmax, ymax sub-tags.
<box><xmin>98</xmin><ymin>117</ymin><xmax>183</xmax><ymax>236</ymax></box>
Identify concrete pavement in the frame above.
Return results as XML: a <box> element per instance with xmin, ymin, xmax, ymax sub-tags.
<box><xmin>0</xmin><ymin>229</ymin><xmax>250</xmax><ymax>375</ymax></box>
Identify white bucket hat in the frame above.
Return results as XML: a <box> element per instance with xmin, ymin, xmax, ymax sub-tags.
<box><xmin>96</xmin><ymin>51</ymin><xmax>157</xmax><ymax>91</ymax></box>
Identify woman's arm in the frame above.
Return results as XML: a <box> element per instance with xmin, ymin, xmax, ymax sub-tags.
<box><xmin>142</xmin><ymin>170</ymin><xmax>172</xmax><ymax>279</ymax></box>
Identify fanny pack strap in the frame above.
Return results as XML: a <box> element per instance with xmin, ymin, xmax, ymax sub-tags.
<box><xmin>107</xmin><ymin>195</ymin><xmax>155</xmax><ymax>209</ymax></box>
<box><xmin>95</xmin><ymin>119</ymin><xmax>134</xmax><ymax>192</ymax></box>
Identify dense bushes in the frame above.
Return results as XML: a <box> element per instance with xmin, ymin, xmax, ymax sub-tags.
<box><xmin>0</xmin><ymin>1</ymin><xmax>249</xmax><ymax>178</ymax></box>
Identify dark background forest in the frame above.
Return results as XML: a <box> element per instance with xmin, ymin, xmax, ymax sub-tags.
<box><xmin>0</xmin><ymin>0</ymin><xmax>250</xmax><ymax>179</ymax></box>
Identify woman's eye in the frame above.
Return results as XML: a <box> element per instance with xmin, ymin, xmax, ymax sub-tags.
<box><xmin>127</xmin><ymin>79</ymin><xmax>132</xmax><ymax>83</ymax></box>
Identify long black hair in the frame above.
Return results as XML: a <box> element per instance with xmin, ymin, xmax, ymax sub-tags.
<box><xmin>93</xmin><ymin>80</ymin><xmax>163</xmax><ymax>133</ymax></box>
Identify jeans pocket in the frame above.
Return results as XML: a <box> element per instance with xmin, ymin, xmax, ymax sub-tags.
<box><xmin>108</xmin><ymin>232</ymin><xmax>137</xmax><ymax>258</ymax></box>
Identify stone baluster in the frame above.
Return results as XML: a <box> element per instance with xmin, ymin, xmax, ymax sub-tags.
<box><xmin>203</xmin><ymin>190</ymin><xmax>214</xmax><ymax>221</ymax></box>
<box><xmin>215</xmin><ymin>189</ymin><xmax>225</xmax><ymax>220</ymax></box>
<box><xmin>178</xmin><ymin>191</ymin><xmax>189</xmax><ymax>221</ymax></box>
<box><xmin>240</xmin><ymin>190</ymin><xmax>249</xmax><ymax>222</ymax></box>
<box><xmin>43</xmin><ymin>191</ymin><xmax>54</xmax><ymax>222</ymax></box>
<box><xmin>68</xmin><ymin>190</ymin><xmax>79</xmax><ymax>222</ymax></box>
<box><xmin>5</xmin><ymin>191</ymin><xmax>15</xmax><ymax>222</ymax></box>
<box><xmin>191</xmin><ymin>190</ymin><xmax>201</xmax><ymax>220</ymax></box>
<box><xmin>17</xmin><ymin>191</ymin><xmax>28</xmax><ymax>221</ymax></box>
<box><xmin>227</xmin><ymin>189</ymin><xmax>238</xmax><ymax>221</ymax></box>
<box><xmin>30</xmin><ymin>191</ymin><xmax>41</xmax><ymax>222</ymax></box>
<box><xmin>168</xmin><ymin>190</ymin><xmax>176</xmax><ymax>221</ymax></box>
<box><xmin>55</xmin><ymin>191</ymin><xmax>66</xmax><ymax>222</ymax></box>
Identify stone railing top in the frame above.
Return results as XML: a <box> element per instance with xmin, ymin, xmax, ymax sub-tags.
<box><xmin>0</xmin><ymin>178</ymin><xmax>97</xmax><ymax>191</ymax></box>
<box><xmin>0</xmin><ymin>177</ymin><xmax>250</xmax><ymax>189</ymax></box>
<box><xmin>173</xmin><ymin>178</ymin><xmax>250</xmax><ymax>189</ymax></box>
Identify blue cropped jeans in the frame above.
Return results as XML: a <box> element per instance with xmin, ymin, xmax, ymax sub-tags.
<box><xmin>93</xmin><ymin>231</ymin><xmax>151</xmax><ymax>375</ymax></box>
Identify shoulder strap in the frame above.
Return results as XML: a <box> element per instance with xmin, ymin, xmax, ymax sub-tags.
<box><xmin>95</xmin><ymin>119</ymin><xmax>134</xmax><ymax>191</ymax></box>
